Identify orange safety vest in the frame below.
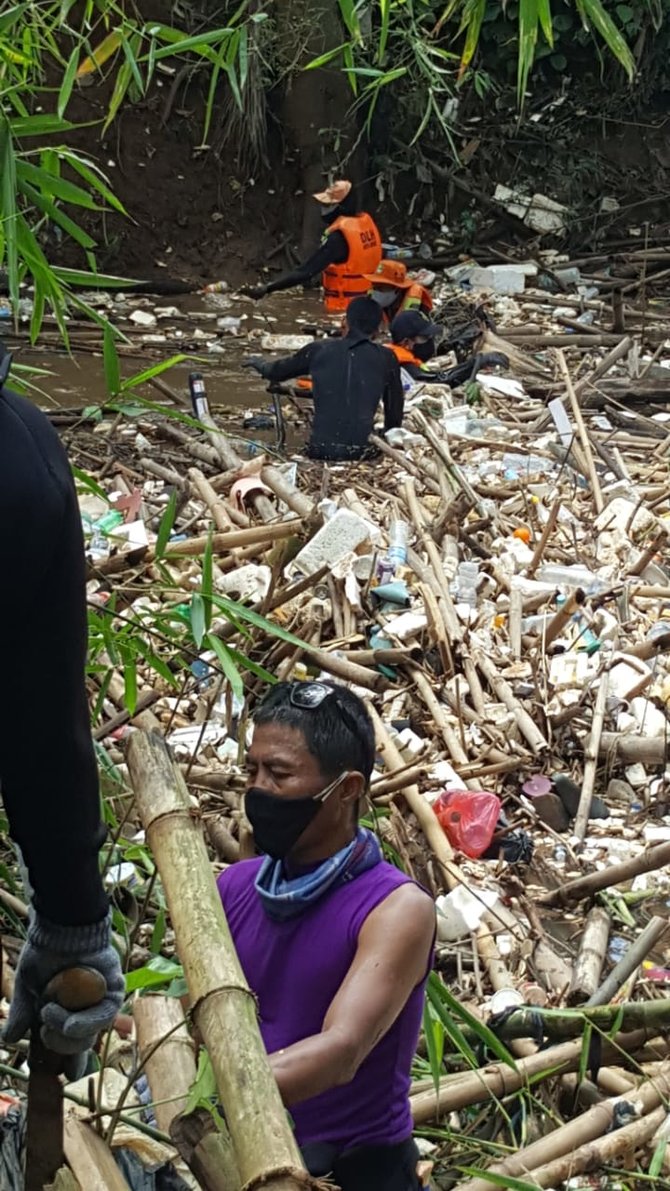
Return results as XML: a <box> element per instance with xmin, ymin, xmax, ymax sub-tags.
<box><xmin>322</xmin><ymin>213</ymin><xmax>382</xmax><ymax>313</ymax></box>
<box><xmin>400</xmin><ymin>283</ymin><xmax>433</xmax><ymax>313</ymax></box>
<box><xmin>386</xmin><ymin>342</ymin><xmax>423</xmax><ymax>368</ymax></box>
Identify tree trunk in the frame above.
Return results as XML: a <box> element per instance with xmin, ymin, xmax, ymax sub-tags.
<box><xmin>274</xmin><ymin>0</ymin><xmax>367</xmax><ymax>255</ymax></box>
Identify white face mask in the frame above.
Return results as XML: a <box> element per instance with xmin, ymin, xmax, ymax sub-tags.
<box><xmin>371</xmin><ymin>289</ymin><xmax>397</xmax><ymax>309</ymax></box>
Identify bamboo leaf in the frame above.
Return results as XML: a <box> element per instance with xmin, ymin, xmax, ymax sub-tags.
<box><xmin>124</xmin><ymin>657</ymin><xmax>138</xmax><ymax>715</ymax></box>
<box><xmin>58</xmin><ymin>45</ymin><xmax>80</xmax><ymax>118</ymax></box>
<box><xmin>17</xmin><ymin>178</ymin><xmax>97</xmax><ymax>250</ymax></box>
<box><xmin>457</xmin><ymin>1169</ymin><xmax>542</xmax><ymax>1191</ymax></box>
<box><xmin>190</xmin><ymin>593</ymin><xmax>206</xmax><ymax>649</ymax></box>
<box><xmin>201</xmin><ymin>530</ymin><xmax>214</xmax><ymax>632</ymax></box>
<box><xmin>578</xmin><ymin>1019</ymin><xmax>593</xmax><ymax>1086</ymax></box>
<box><xmin>125</xmin><ymin>957</ymin><xmax>183</xmax><ymax>993</ymax></box>
<box><xmin>422</xmin><ymin>1001</ymin><xmax>445</xmax><ymax>1092</ymax></box>
<box><xmin>56</xmin><ymin>153</ymin><xmax>128</xmax><ymax>215</ymax></box>
<box><xmin>517</xmin><ymin>0</ymin><xmax>539</xmax><ymax>103</ymax></box>
<box><xmin>303</xmin><ymin>44</ymin><xmax>347</xmax><ymax>70</ymax></box>
<box><xmin>649</xmin><ymin>1139</ymin><xmax>667</xmax><ymax>1179</ymax></box>
<box><xmin>19</xmin><ymin>161</ymin><xmax>103</xmax><ymax>210</ymax></box>
<box><xmin>9</xmin><ymin>115</ymin><xmax>76</xmax><ymax>136</ymax></box>
<box><xmin>121</xmin><ymin>354</ymin><xmax>194</xmax><ymax>390</ymax></box>
<box><xmin>0</xmin><ymin>119</ymin><xmax>19</xmax><ymax>314</ymax></box>
<box><xmin>209</xmin><ymin>594</ymin><xmax>304</xmax><ymax>646</ymax></box>
<box><xmin>103</xmin><ymin>322</ymin><xmax>121</xmax><ymax>397</ymax></box>
<box><xmin>103</xmin><ymin>59</ymin><xmax>133</xmax><ymax>130</ymax></box>
<box><xmin>378</xmin><ymin>0</ymin><xmax>391</xmax><ymax>61</ymax></box>
<box><xmin>206</xmin><ymin>633</ymin><xmax>245</xmax><ymax>701</ymax></box>
<box><xmin>575</xmin><ymin>0</ymin><xmax>635</xmax><ymax>77</ymax></box>
<box><xmin>459</xmin><ymin>0</ymin><xmax>487</xmax><ymax>73</ymax></box>
<box><xmin>155</xmin><ymin>489</ymin><xmax>178</xmax><ymax>560</ymax></box>
<box><xmin>76</xmin><ymin>29</ymin><xmax>123</xmax><ymax>76</ymax></box>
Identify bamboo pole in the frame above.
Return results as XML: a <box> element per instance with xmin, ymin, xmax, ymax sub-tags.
<box><xmin>63</xmin><ymin>1114</ymin><xmax>132</xmax><ymax>1191</ymax></box>
<box><xmin>171</xmin><ymin>1107</ymin><xmax>240</xmax><ymax>1191</ymax></box>
<box><xmin>539</xmin><ymin>841</ymin><xmax>670</xmax><ymax>906</ymax></box>
<box><xmin>409</xmin><ymin>1027</ymin><xmax>655</xmax><ymax>1124</ymax></box>
<box><xmin>453</xmin><ymin>1066</ymin><xmax>670</xmax><ymax>1191</ymax></box>
<box><xmin>474</xmin><ymin>650</ymin><xmax>548</xmax><ymax>754</ymax></box>
<box><xmin>568</xmin><ymin>906</ymin><xmax>611</xmax><ymax>1004</ymax></box>
<box><xmin>133</xmin><ymin>994</ymin><xmax>197</xmax><ymax>1135</ymax></box>
<box><xmin>573</xmin><ymin>670</ymin><xmax>610</xmax><ymax>844</ymax></box>
<box><xmin>514</xmin><ymin>1103</ymin><xmax>667</xmax><ymax>1189</ymax></box>
<box><xmin>126</xmin><ymin>731</ymin><xmax>313</xmax><ymax>1191</ymax></box>
<box><xmin>557</xmin><ymin>349</ymin><xmax>604</xmax><ymax>514</ymax></box>
<box><xmin>586</xmin><ymin>916</ymin><xmax>667</xmax><ymax>1007</ymax></box>
<box><xmin>492</xmin><ymin>996</ymin><xmax>670</xmax><ymax>1042</ymax></box>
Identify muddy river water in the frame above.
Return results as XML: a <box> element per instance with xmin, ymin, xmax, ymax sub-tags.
<box><xmin>16</xmin><ymin>290</ymin><xmax>327</xmax><ymax>414</ymax></box>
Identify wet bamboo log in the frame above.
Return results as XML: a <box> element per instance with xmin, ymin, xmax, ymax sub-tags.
<box><xmin>410</xmin><ymin>1027</ymin><xmax>655</xmax><ymax>1124</ymax></box>
<box><xmin>126</xmin><ymin>731</ymin><xmax>310</xmax><ymax>1191</ymax></box>
<box><xmin>474</xmin><ymin>650</ymin><xmax>548</xmax><ymax>754</ymax></box>
<box><xmin>568</xmin><ymin>906</ymin><xmax>611</xmax><ymax>1004</ymax></box>
<box><xmin>133</xmin><ymin>994</ymin><xmax>197</xmax><ymax>1134</ymax></box>
<box><xmin>516</xmin><ymin>1102</ymin><xmax>668</xmax><ymax>1188</ymax></box>
<box><xmin>586</xmin><ymin>916</ymin><xmax>667</xmax><ymax>1006</ymax></box>
<box><xmin>492</xmin><ymin>997</ymin><xmax>670</xmax><ymax>1043</ymax></box>
<box><xmin>454</xmin><ymin>1065</ymin><xmax>670</xmax><ymax>1191</ymax></box>
<box><xmin>540</xmin><ymin>841</ymin><xmax>670</xmax><ymax>906</ymax></box>
<box><xmin>599</xmin><ymin>732</ymin><xmax>669</xmax><ymax>764</ymax></box>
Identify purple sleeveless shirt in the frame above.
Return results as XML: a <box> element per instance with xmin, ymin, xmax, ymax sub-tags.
<box><xmin>217</xmin><ymin>858</ymin><xmax>428</xmax><ymax>1152</ymax></box>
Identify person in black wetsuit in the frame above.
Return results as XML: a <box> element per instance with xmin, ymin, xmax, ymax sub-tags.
<box><xmin>0</xmin><ymin>343</ymin><xmax>124</xmax><ymax>1067</ymax></box>
<box><xmin>244</xmin><ymin>181</ymin><xmax>382</xmax><ymax>312</ymax></box>
<box><xmin>244</xmin><ymin>297</ymin><xmax>403</xmax><ymax>460</ymax></box>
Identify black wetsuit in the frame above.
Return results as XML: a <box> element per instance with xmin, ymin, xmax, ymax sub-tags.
<box><xmin>263</xmin><ymin>330</ymin><xmax>403</xmax><ymax>460</ymax></box>
<box><xmin>0</xmin><ymin>383</ymin><xmax>107</xmax><ymax>926</ymax></box>
<box><xmin>264</xmin><ymin>233</ymin><xmax>348</xmax><ymax>296</ymax></box>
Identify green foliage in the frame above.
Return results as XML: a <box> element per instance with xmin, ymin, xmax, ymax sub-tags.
<box><xmin>0</xmin><ymin>0</ymin><xmax>261</xmax><ymax>342</ymax></box>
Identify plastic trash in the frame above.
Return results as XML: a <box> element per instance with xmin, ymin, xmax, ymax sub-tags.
<box><xmin>453</xmin><ymin>561</ymin><xmax>480</xmax><ymax>608</ymax></box>
<box><xmin>292</xmin><ymin>509</ymin><xmax>375</xmax><ymax>576</ymax></box>
<box><xmin>202</xmin><ymin>280</ymin><xmax>229</xmax><ymax>293</ymax></box>
<box><xmin>189</xmin><ymin>372</ymin><xmax>210</xmax><ymax>421</ymax></box>
<box><xmin>435</xmin><ymin>886</ymin><xmax>500</xmax><ymax>942</ymax></box>
<box><xmin>387</xmin><ymin>519</ymin><xmax>409</xmax><ymax>569</ymax></box>
<box><xmin>433</xmin><ymin>789</ymin><xmax>502</xmax><ymax>858</ymax></box>
<box><xmin>608</xmin><ymin>936</ymin><xmax>628</xmax><ymax>964</ymax></box>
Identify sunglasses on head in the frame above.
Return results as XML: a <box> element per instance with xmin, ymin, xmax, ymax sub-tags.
<box><xmin>289</xmin><ymin>681</ymin><xmax>362</xmax><ymax>740</ymax></box>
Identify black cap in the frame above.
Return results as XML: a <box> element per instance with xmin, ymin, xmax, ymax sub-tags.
<box><xmin>391</xmin><ymin>310</ymin><xmax>442</xmax><ymax>343</ymax></box>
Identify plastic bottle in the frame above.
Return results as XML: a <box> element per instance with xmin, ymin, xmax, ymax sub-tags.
<box><xmin>189</xmin><ymin>371</ymin><xmax>210</xmax><ymax>421</ymax></box>
<box><xmin>382</xmin><ymin>244</ymin><xmax>413</xmax><ymax>261</ymax></box>
<box><xmin>455</xmin><ymin>561</ymin><xmax>479</xmax><ymax>607</ymax></box>
<box><xmin>387</xmin><ymin>520</ymin><xmax>409</xmax><ymax>569</ymax></box>
<box><xmin>647</xmin><ymin>620</ymin><xmax>670</xmax><ymax>642</ymax></box>
<box><xmin>202</xmin><ymin>281</ymin><xmax>228</xmax><ymax>294</ymax></box>
<box><xmin>608</xmin><ymin>936</ymin><xmax>628</xmax><ymax>964</ymax></box>
<box><xmin>95</xmin><ymin>509</ymin><xmax>125</xmax><ymax>535</ymax></box>
<box><xmin>553</xmin><ymin>844</ymin><xmax>567</xmax><ymax>866</ymax></box>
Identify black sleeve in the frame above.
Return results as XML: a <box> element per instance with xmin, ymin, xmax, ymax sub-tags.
<box><xmin>264</xmin><ymin>232</ymin><xmax>348</xmax><ymax>294</ymax></box>
<box><xmin>264</xmin><ymin>342</ymin><xmax>317</xmax><ymax>383</ymax></box>
<box><xmin>0</xmin><ymin>388</ymin><xmax>108</xmax><ymax>926</ymax></box>
<box><xmin>382</xmin><ymin>354</ymin><xmax>404</xmax><ymax>431</ymax></box>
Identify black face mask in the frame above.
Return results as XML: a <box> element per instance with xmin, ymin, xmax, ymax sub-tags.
<box><xmin>414</xmin><ymin>338</ymin><xmax>436</xmax><ymax>363</ymax></box>
<box><xmin>245</xmin><ymin>772</ymin><xmax>347</xmax><ymax>860</ymax></box>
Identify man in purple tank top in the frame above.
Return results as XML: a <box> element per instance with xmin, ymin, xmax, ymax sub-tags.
<box><xmin>217</xmin><ymin>681</ymin><xmax>435</xmax><ymax>1191</ymax></box>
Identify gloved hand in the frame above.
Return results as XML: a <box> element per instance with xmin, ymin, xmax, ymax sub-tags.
<box><xmin>4</xmin><ymin>910</ymin><xmax>124</xmax><ymax>1058</ymax></box>
<box><xmin>243</xmin><ymin>356</ymin><xmax>270</xmax><ymax>379</ymax></box>
<box><xmin>242</xmin><ymin>285</ymin><xmax>268</xmax><ymax>300</ymax></box>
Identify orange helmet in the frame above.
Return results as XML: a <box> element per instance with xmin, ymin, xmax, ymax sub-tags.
<box><xmin>363</xmin><ymin>259</ymin><xmax>413</xmax><ymax>288</ymax></box>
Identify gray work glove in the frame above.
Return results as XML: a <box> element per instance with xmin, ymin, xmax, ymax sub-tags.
<box><xmin>4</xmin><ymin>910</ymin><xmax>124</xmax><ymax>1058</ymax></box>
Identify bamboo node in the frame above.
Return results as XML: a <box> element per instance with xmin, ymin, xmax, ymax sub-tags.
<box><xmin>192</xmin><ymin>982</ymin><xmax>259</xmax><ymax>1017</ymax></box>
<box><xmin>240</xmin><ymin>1166</ymin><xmax>333</xmax><ymax>1190</ymax></box>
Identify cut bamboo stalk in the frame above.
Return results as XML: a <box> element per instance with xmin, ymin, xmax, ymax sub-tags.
<box><xmin>542</xmin><ymin>588</ymin><xmax>585</xmax><ymax>650</ymax></box>
<box><xmin>568</xmin><ymin>906</ymin><xmax>611</xmax><ymax>1004</ymax></box>
<box><xmin>540</xmin><ymin>841</ymin><xmax>670</xmax><ymax>906</ymax></box>
<box><xmin>586</xmin><ymin>916</ymin><xmax>667</xmax><ymax>1007</ymax></box>
<box><xmin>527</xmin><ymin>497</ymin><xmax>561</xmax><ymax>577</ymax></box>
<box><xmin>63</xmin><ymin>1113</ymin><xmax>132</xmax><ymax>1191</ymax></box>
<box><xmin>126</xmin><ymin>732</ymin><xmax>309</xmax><ymax>1191</ymax></box>
<box><xmin>410</xmin><ymin>1027</ymin><xmax>654</xmax><ymax>1124</ymax></box>
<box><xmin>474</xmin><ymin>650</ymin><xmax>548</xmax><ymax>754</ymax></box>
<box><xmin>189</xmin><ymin>467</ymin><xmax>241</xmax><ymax>536</ymax></box>
<box><xmin>410</xmin><ymin>665</ymin><xmax>469</xmax><ymax>769</ymax></box>
<box><xmin>205</xmin><ymin>814</ymin><xmax>241</xmax><ymax>863</ymax></box>
<box><xmin>626</xmin><ymin>527</ymin><xmax>668</xmax><ymax>577</ymax></box>
<box><xmin>515</xmin><ymin>1102</ymin><xmax>667</xmax><ymax>1189</ymax></box>
<box><xmin>508</xmin><ymin>583</ymin><xmax>523</xmax><ymax>659</ymax></box>
<box><xmin>199</xmin><ymin>409</ymin><xmax>276</xmax><ymax>523</ymax></box>
<box><xmin>165</xmin><ymin>519</ymin><xmax>302</xmax><ymax>557</ymax></box>
<box><xmin>261</xmin><ymin>464</ymin><xmax>315</xmax><ymax>520</ymax></box>
<box><xmin>557</xmin><ymin>348</ymin><xmax>604</xmax><ymax>514</ymax></box>
<box><xmin>171</xmin><ymin>1107</ymin><xmax>240</xmax><ymax>1191</ymax></box>
<box><xmin>573</xmin><ymin>670</ymin><xmax>610</xmax><ymax>844</ymax></box>
<box><xmin>453</xmin><ymin>1066</ymin><xmax>670</xmax><ymax>1191</ymax></box>
<box><xmin>133</xmin><ymin>994</ymin><xmax>197</xmax><ymax>1135</ymax></box>
<box><xmin>599</xmin><ymin>733</ymin><xmax>669</xmax><ymax>764</ymax></box>
<box><xmin>493</xmin><ymin>997</ymin><xmax>670</xmax><ymax>1042</ymax></box>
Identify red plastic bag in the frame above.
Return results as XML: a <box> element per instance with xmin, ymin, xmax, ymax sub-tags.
<box><xmin>433</xmin><ymin>789</ymin><xmax>501</xmax><ymax>858</ymax></box>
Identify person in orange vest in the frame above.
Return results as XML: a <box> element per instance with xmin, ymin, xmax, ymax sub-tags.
<box><xmin>388</xmin><ymin>311</ymin><xmax>508</xmax><ymax>387</ymax></box>
<box><xmin>245</xmin><ymin>181</ymin><xmax>382</xmax><ymax>313</ymax></box>
<box><xmin>364</xmin><ymin>260</ymin><xmax>433</xmax><ymax>324</ymax></box>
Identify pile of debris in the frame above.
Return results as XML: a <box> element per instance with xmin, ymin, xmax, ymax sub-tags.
<box><xmin>2</xmin><ymin>271</ymin><xmax>670</xmax><ymax>1189</ymax></box>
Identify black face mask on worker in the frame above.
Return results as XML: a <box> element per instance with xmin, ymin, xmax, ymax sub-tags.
<box><xmin>245</xmin><ymin>772</ymin><xmax>347</xmax><ymax>860</ymax></box>
<box><xmin>414</xmin><ymin>338</ymin><xmax>436</xmax><ymax>363</ymax></box>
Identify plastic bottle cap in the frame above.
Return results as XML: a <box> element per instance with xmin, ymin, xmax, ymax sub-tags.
<box><xmin>513</xmin><ymin>527</ymin><xmax>531</xmax><ymax>543</ymax></box>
